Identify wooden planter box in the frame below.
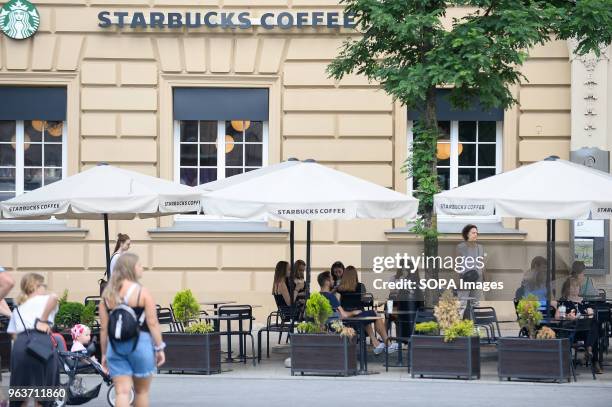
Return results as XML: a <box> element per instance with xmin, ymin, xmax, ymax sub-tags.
<box><xmin>162</xmin><ymin>332</ymin><xmax>221</xmax><ymax>375</ymax></box>
<box><xmin>498</xmin><ymin>338</ymin><xmax>571</xmax><ymax>382</ymax></box>
<box><xmin>0</xmin><ymin>332</ymin><xmax>11</xmax><ymax>371</ymax></box>
<box><xmin>290</xmin><ymin>334</ymin><xmax>357</xmax><ymax>376</ymax></box>
<box><xmin>410</xmin><ymin>335</ymin><xmax>480</xmax><ymax>379</ymax></box>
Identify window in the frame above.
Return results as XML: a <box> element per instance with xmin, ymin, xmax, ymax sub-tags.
<box><xmin>410</xmin><ymin>120</ymin><xmax>502</xmax><ymax>190</ymax></box>
<box><xmin>0</xmin><ymin>120</ymin><xmax>66</xmax><ymax>201</ymax></box>
<box><xmin>174</xmin><ymin>119</ymin><xmax>268</xmax><ymax>186</ymax></box>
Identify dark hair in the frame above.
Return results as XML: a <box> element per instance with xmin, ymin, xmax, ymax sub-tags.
<box><xmin>317</xmin><ymin>271</ymin><xmax>332</xmax><ymax>288</ymax></box>
<box><xmin>291</xmin><ymin>260</ymin><xmax>306</xmax><ymax>281</ymax></box>
<box><xmin>331</xmin><ymin>261</ymin><xmax>345</xmax><ymax>282</ymax></box>
<box><xmin>570</xmin><ymin>261</ymin><xmax>586</xmax><ymax>277</ymax></box>
<box><xmin>461</xmin><ymin>224</ymin><xmax>478</xmax><ymax>241</ymax></box>
<box><xmin>273</xmin><ymin>261</ymin><xmax>289</xmax><ymax>288</ymax></box>
<box><xmin>113</xmin><ymin>233</ymin><xmax>130</xmax><ymax>253</ymax></box>
<box><xmin>561</xmin><ymin>277</ymin><xmax>579</xmax><ymax>299</ymax></box>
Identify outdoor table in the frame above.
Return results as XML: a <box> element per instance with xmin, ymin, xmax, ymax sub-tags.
<box><xmin>206</xmin><ymin>314</ymin><xmax>254</xmax><ymax>363</ymax></box>
<box><xmin>199</xmin><ymin>300</ymin><xmax>237</xmax><ymax>312</ymax></box>
<box><xmin>342</xmin><ymin>315</ymin><xmax>384</xmax><ymax>375</ymax></box>
<box><xmin>384</xmin><ymin>310</ymin><xmax>417</xmax><ymax>366</ymax></box>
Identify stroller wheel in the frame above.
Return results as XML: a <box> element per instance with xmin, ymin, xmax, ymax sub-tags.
<box><xmin>52</xmin><ymin>374</ymin><xmax>69</xmax><ymax>407</ymax></box>
<box><xmin>106</xmin><ymin>383</ymin><xmax>135</xmax><ymax>407</ymax></box>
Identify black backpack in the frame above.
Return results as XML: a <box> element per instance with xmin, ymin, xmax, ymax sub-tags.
<box><xmin>107</xmin><ymin>284</ymin><xmax>145</xmax><ymax>356</ymax></box>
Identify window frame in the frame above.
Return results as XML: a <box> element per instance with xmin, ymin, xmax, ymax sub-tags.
<box><xmin>407</xmin><ymin>119</ymin><xmax>503</xmax><ymax>222</ymax></box>
<box><xmin>0</xmin><ymin>119</ymin><xmax>67</xmax><ymax>198</ymax></box>
<box><xmin>173</xmin><ymin>119</ymin><xmax>269</xmax><ymax>221</ymax></box>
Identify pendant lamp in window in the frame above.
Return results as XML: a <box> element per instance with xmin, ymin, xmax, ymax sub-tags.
<box><xmin>31</xmin><ymin>120</ymin><xmax>44</xmax><ymax>132</ymax></box>
<box><xmin>230</xmin><ymin>120</ymin><xmax>250</xmax><ymax>132</ymax></box>
<box><xmin>47</xmin><ymin>121</ymin><xmax>63</xmax><ymax>137</ymax></box>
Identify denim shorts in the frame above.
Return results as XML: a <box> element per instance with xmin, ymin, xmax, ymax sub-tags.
<box><xmin>107</xmin><ymin>331</ymin><xmax>155</xmax><ymax>378</ymax></box>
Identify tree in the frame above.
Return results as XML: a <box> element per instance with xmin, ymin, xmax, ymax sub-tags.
<box><xmin>328</xmin><ymin>0</ymin><xmax>611</xmax><ymax>304</ymax></box>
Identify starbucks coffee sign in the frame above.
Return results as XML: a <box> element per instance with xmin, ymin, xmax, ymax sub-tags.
<box><xmin>0</xmin><ymin>0</ymin><xmax>39</xmax><ymax>40</ymax></box>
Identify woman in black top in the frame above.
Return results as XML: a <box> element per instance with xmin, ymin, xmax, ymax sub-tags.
<box><xmin>555</xmin><ymin>277</ymin><xmax>602</xmax><ymax>373</ymax></box>
<box><xmin>337</xmin><ymin>266</ymin><xmax>397</xmax><ymax>355</ymax></box>
<box><xmin>330</xmin><ymin>261</ymin><xmax>345</xmax><ymax>291</ymax></box>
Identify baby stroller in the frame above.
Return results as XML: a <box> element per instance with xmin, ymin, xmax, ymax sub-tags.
<box><xmin>56</xmin><ymin>347</ymin><xmax>134</xmax><ymax>406</ymax></box>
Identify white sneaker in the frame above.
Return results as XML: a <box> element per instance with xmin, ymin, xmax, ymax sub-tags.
<box><xmin>387</xmin><ymin>342</ymin><xmax>399</xmax><ymax>354</ymax></box>
<box><xmin>373</xmin><ymin>342</ymin><xmax>386</xmax><ymax>355</ymax></box>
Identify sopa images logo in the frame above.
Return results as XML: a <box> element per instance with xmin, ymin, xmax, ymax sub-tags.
<box><xmin>0</xmin><ymin>0</ymin><xmax>40</xmax><ymax>40</ymax></box>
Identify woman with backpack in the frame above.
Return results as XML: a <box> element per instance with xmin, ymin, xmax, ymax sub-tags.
<box><xmin>99</xmin><ymin>253</ymin><xmax>165</xmax><ymax>407</ymax></box>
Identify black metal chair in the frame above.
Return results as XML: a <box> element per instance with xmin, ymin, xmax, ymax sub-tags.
<box><xmin>473</xmin><ymin>306</ymin><xmax>502</xmax><ymax>344</ymax></box>
<box><xmin>157</xmin><ymin>307</ymin><xmax>180</xmax><ymax>333</ymax></box>
<box><xmin>218</xmin><ymin>304</ymin><xmax>256</xmax><ymax>366</ymax></box>
<box><xmin>552</xmin><ymin>317</ymin><xmax>595</xmax><ymax>381</ymax></box>
<box><xmin>257</xmin><ymin>295</ymin><xmax>300</xmax><ymax>362</ymax></box>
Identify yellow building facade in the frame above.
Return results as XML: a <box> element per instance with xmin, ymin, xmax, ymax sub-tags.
<box><xmin>0</xmin><ymin>1</ymin><xmax>610</xmax><ymax>320</ymax></box>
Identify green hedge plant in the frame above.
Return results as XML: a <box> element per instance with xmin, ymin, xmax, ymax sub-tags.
<box><xmin>172</xmin><ymin>289</ymin><xmax>200</xmax><ymax>326</ymax></box>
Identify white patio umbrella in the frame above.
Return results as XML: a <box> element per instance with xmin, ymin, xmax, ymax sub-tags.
<box><xmin>0</xmin><ymin>164</ymin><xmax>201</xmax><ymax>277</ymax></box>
<box><xmin>198</xmin><ymin>159</ymin><xmax>418</xmax><ymax>291</ymax></box>
<box><xmin>434</xmin><ymin>155</ymin><xmax>612</xmax><ymax>309</ymax></box>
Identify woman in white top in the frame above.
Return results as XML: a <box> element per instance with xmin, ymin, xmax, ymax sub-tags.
<box><xmin>109</xmin><ymin>233</ymin><xmax>131</xmax><ymax>276</ymax></box>
<box><xmin>7</xmin><ymin>273</ymin><xmax>59</xmax><ymax>407</ymax></box>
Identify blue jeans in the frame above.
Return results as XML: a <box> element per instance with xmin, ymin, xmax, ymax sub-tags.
<box><xmin>107</xmin><ymin>331</ymin><xmax>155</xmax><ymax>378</ymax></box>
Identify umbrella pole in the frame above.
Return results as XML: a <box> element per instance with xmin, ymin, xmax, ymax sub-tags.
<box><xmin>306</xmin><ymin>221</ymin><xmax>311</xmax><ymax>298</ymax></box>
<box><xmin>545</xmin><ymin>219</ymin><xmax>554</xmax><ymax>315</ymax></box>
<box><xmin>290</xmin><ymin>221</ymin><xmax>295</xmax><ymax>268</ymax></box>
<box><xmin>104</xmin><ymin>214</ymin><xmax>111</xmax><ymax>279</ymax></box>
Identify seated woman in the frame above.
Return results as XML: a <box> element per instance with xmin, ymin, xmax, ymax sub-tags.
<box><xmin>336</xmin><ymin>266</ymin><xmax>397</xmax><ymax>355</ymax></box>
<box><xmin>272</xmin><ymin>261</ymin><xmax>294</xmax><ymax>308</ymax></box>
<box><xmin>570</xmin><ymin>261</ymin><xmax>598</xmax><ymax>298</ymax></box>
<box><xmin>555</xmin><ymin>277</ymin><xmax>602</xmax><ymax>374</ymax></box>
<box><xmin>289</xmin><ymin>260</ymin><xmax>307</xmax><ymax>314</ymax></box>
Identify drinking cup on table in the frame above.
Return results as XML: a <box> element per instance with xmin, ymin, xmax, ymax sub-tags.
<box><xmin>387</xmin><ymin>300</ymin><xmax>394</xmax><ymax>313</ymax></box>
<box><xmin>558</xmin><ymin>304</ymin><xmax>566</xmax><ymax>318</ymax></box>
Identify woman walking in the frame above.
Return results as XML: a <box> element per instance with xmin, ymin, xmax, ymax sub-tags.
<box><xmin>109</xmin><ymin>233</ymin><xmax>131</xmax><ymax>276</ymax></box>
<box><xmin>455</xmin><ymin>224</ymin><xmax>486</xmax><ymax>318</ymax></box>
<box><xmin>7</xmin><ymin>273</ymin><xmax>59</xmax><ymax>407</ymax></box>
<box><xmin>99</xmin><ymin>253</ymin><xmax>165</xmax><ymax>407</ymax></box>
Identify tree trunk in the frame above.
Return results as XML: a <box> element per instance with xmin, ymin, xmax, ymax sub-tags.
<box><xmin>423</xmin><ymin>86</ymin><xmax>439</xmax><ymax>307</ymax></box>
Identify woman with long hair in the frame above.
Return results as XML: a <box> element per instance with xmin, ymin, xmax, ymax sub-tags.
<box><xmin>330</xmin><ymin>261</ymin><xmax>345</xmax><ymax>291</ymax></box>
<box><xmin>556</xmin><ymin>277</ymin><xmax>602</xmax><ymax>373</ymax></box>
<box><xmin>8</xmin><ymin>273</ymin><xmax>59</xmax><ymax>407</ymax></box>
<box><xmin>289</xmin><ymin>260</ymin><xmax>306</xmax><ymax>309</ymax></box>
<box><xmin>272</xmin><ymin>260</ymin><xmax>293</xmax><ymax>306</ymax></box>
<box><xmin>109</xmin><ymin>233</ymin><xmax>131</xmax><ymax>276</ymax></box>
<box><xmin>99</xmin><ymin>253</ymin><xmax>165</xmax><ymax>407</ymax></box>
<box><xmin>337</xmin><ymin>266</ymin><xmax>397</xmax><ymax>355</ymax></box>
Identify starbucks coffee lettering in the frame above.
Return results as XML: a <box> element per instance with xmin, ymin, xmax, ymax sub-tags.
<box><xmin>98</xmin><ymin>10</ymin><xmax>356</xmax><ymax>30</ymax></box>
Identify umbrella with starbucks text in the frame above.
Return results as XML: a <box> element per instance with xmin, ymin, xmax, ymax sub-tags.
<box><xmin>0</xmin><ymin>164</ymin><xmax>201</xmax><ymax>278</ymax></box>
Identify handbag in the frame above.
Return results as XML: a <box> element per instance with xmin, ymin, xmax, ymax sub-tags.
<box><xmin>461</xmin><ymin>269</ymin><xmax>480</xmax><ymax>283</ymax></box>
<box><xmin>15</xmin><ymin>307</ymin><xmax>54</xmax><ymax>362</ymax></box>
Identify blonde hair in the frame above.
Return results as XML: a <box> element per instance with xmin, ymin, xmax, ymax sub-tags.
<box><xmin>17</xmin><ymin>273</ymin><xmax>45</xmax><ymax>305</ymax></box>
<box><xmin>102</xmin><ymin>252</ymin><xmax>140</xmax><ymax>307</ymax></box>
<box><xmin>338</xmin><ymin>266</ymin><xmax>358</xmax><ymax>292</ymax></box>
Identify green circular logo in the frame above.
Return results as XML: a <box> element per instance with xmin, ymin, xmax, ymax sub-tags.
<box><xmin>0</xmin><ymin>0</ymin><xmax>40</xmax><ymax>40</ymax></box>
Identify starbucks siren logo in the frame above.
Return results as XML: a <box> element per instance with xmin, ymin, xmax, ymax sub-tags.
<box><xmin>0</xmin><ymin>0</ymin><xmax>39</xmax><ymax>40</ymax></box>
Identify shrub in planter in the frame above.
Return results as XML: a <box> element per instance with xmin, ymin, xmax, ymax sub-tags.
<box><xmin>291</xmin><ymin>293</ymin><xmax>357</xmax><ymax>376</ymax></box>
<box><xmin>411</xmin><ymin>291</ymin><xmax>480</xmax><ymax>379</ymax></box>
<box><xmin>498</xmin><ymin>299</ymin><xmax>571</xmax><ymax>382</ymax></box>
<box><xmin>162</xmin><ymin>290</ymin><xmax>220</xmax><ymax>375</ymax></box>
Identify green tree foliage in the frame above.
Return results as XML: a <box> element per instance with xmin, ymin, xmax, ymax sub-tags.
<box><xmin>297</xmin><ymin>293</ymin><xmax>334</xmax><ymax>334</ymax></box>
<box><xmin>172</xmin><ymin>289</ymin><xmax>200</xmax><ymax>325</ymax></box>
<box><xmin>328</xmin><ymin>0</ymin><xmax>611</xmax><ymax>303</ymax></box>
